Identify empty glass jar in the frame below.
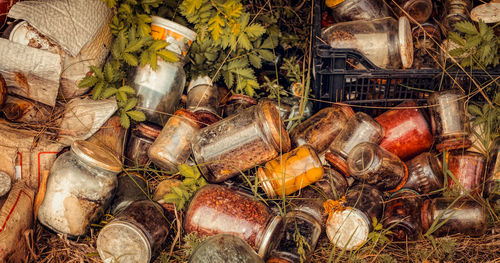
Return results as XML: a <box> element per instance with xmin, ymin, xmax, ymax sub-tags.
<box><xmin>389</xmin><ymin>0</ymin><xmax>433</xmax><ymax>23</ymax></box>
<box><xmin>383</xmin><ymin>189</ymin><xmax>422</xmax><ymax>241</ymax></box>
<box><xmin>326</xmin><ymin>0</ymin><xmax>389</xmax><ymax>22</ymax></box>
<box><xmin>403</xmin><ymin>152</ymin><xmax>444</xmax><ymax>194</ymax></box>
<box><xmin>189</xmin><ymin>234</ymin><xmax>264</xmax><ymax>263</ymax></box>
<box><xmin>447</xmin><ymin>151</ymin><xmax>485</xmax><ymax>196</ymax></box>
<box><xmin>186</xmin><ymin>76</ymin><xmax>219</xmax><ymax>115</ymax></box>
<box><xmin>125</xmin><ymin>122</ymin><xmax>161</xmax><ymax>166</ymax></box>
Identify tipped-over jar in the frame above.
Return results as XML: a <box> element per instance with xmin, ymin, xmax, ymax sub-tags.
<box><xmin>383</xmin><ymin>189</ymin><xmax>422</xmax><ymax>241</ymax></box>
<box><xmin>186</xmin><ymin>76</ymin><xmax>219</xmax><ymax>115</ymax></box>
<box><xmin>447</xmin><ymin>150</ymin><xmax>485</xmax><ymax>196</ymax></box>
<box><xmin>403</xmin><ymin>152</ymin><xmax>444</xmax><ymax>194</ymax></box>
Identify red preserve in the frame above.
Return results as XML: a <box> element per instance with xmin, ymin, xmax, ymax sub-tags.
<box><xmin>447</xmin><ymin>151</ymin><xmax>485</xmax><ymax>196</ymax></box>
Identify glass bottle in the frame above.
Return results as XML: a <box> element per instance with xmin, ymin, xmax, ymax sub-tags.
<box><xmin>447</xmin><ymin>151</ymin><xmax>485</xmax><ymax>196</ymax></box>
<box><xmin>184</xmin><ymin>184</ymin><xmax>283</xmax><ymax>258</ymax></box>
<box><xmin>258</xmin><ymin>145</ymin><xmax>324</xmax><ymax>198</ymax></box>
<box><xmin>485</xmin><ymin>138</ymin><xmax>500</xmax><ymax>202</ymax></box>
<box><xmin>428</xmin><ymin>89</ymin><xmax>472</xmax><ymax>152</ymax></box>
<box><xmin>189</xmin><ymin>234</ymin><xmax>264</xmax><ymax>263</ymax></box>
<box><xmin>110</xmin><ymin>172</ymin><xmax>149</xmax><ymax>215</ymax></box>
<box><xmin>290</xmin><ymin>104</ymin><xmax>354</xmax><ymax>154</ymax></box>
<box><xmin>383</xmin><ymin>189</ymin><xmax>422</xmax><ymax>241</ymax></box>
<box><xmin>420</xmin><ymin>197</ymin><xmax>486</xmax><ymax>237</ymax></box>
<box><xmin>326</xmin><ymin>0</ymin><xmax>389</xmax><ymax>22</ymax></box>
<box><xmin>222</xmin><ymin>94</ymin><xmax>258</xmax><ymax>117</ymax></box>
<box><xmin>389</xmin><ymin>0</ymin><xmax>433</xmax><ymax>23</ymax></box>
<box><xmin>403</xmin><ymin>152</ymin><xmax>444</xmax><ymax>194</ymax></box>
<box><xmin>326</xmin><ymin>112</ymin><xmax>384</xmax><ymax>176</ymax></box>
<box><xmin>125</xmin><ymin>122</ymin><xmax>161</xmax><ymax>166</ymax></box>
<box><xmin>375</xmin><ymin>100</ymin><xmax>433</xmax><ymax>160</ymax></box>
<box><xmin>321</xmin><ymin>17</ymin><xmax>414</xmax><ymax>69</ymax></box>
<box><xmin>191</xmin><ymin>100</ymin><xmax>291</xmax><ymax>183</ymax></box>
<box><xmin>442</xmin><ymin>0</ymin><xmax>472</xmax><ymax>34</ymax></box>
<box><xmin>97</xmin><ymin>200</ymin><xmax>169</xmax><ymax>263</ymax></box>
<box><xmin>186</xmin><ymin>76</ymin><xmax>219</xmax><ymax>115</ymax></box>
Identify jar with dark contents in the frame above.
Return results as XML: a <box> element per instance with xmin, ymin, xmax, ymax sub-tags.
<box><xmin>97</xmin><ymin>200</ymin><xmax>169</xmax><ymax>263</ymax></box>
<box><xmin>345</xmin><ymin>184</ymin><xmax>384</xmax><ymax>221</ymax></box>
<box><xmin>389</xmin><ymin>0</ymin><xmax>433</xmax><ymax>24</ymax></box>
<box><xmin>428</xmin><ymin>89</ymin><xmax>471</xmax><ymax>152</ymax></box>
<box><xmin>403</xmin><ymin>152</ymin><xmax>444</xmax><ymax>194</ymax></box>
<box><xmin>125</xmin><ymin>123</ymin><xmax>161</xmax><ymax>166</ymax></box>
<box><xmin>186</xmin><ymin>76</ymin><xmax>219</xmax><ymax>115</ymax></box>
<box><xmin>325</xmin><ymin>0</ymin><xmax>389</xmax><ymax>22</ymax></box>
<box><xmin>184</xmin><ymin>184</ymin><xmax>283</xmax><ymax>258</ymax></box>
<box><xmin>148</xmin><ymin>109</ymin><xmax>201</xmax><ymax>174</ymax></box>
<box><xmin>412</xmin><ymin>23</ymin><xmax>442</xmax><ymax>69</ymax></box>
<box><xmin>375</xmin><ymin>100</ymin><xmax>433</xmax><ymax>160</ymax></box>
<box><xmin>348</xmin><ymin>142</ymin><xmax>408</xmax><ymax>192</ymax></box>
<box><xmin>447</xmin><ymin>151</ymin><xmax>485</xmax><ymax>196</ymax></box>
<box><xmin>191</xmin><ymin>101</ymin><xmax>291</xmax><ymax>183</ymax></box>
<box><xmin>485</xmin><ymin>138</ymin><xmax>500</xmax><ymax>202</ymax></box>
<box><xmin>420</xmin><ymin>197</ymin><xmax>486</xmax><ymax>237</ymax></box>
<box><xmin>442</xmin><ymin>0</ymin><xmax>471</xmax><ymax>34</ymax></box>
<box><xmin>326</xmin><ymin>112</ymin><xmax>384</xmax><ymax>176</ymax></box>
<box><xmin>311</xmin><ymin>166</ymin><xmax>349</xmax><ymax>200</ymax></box>
<box><xmin>290</xmin><ymin>104</ymin><xmax>354</xmax><ymax>154</ymax></box>
<box><xmin>257</xmin><ymin>145</ymin><xmax>324</xmax><ymax>198</ymax></box>
<box><xmin>110</xmin><ymin>173</ymin><xmax>149</xmax><ymax>215</ymax></box>
<box><xmin>189</xmin><ymin>234</ymin><xmax>264</xmax><ymax>263</ymax></box>
<box><xmin>222</xmin><ymin>94</ymin><xmax>258</xmax><ymax>117</ymax></box>
<box><xmin>383</xmin><ymin>189</ymin><xmax>422</xmax><ymax>241</ymax></box>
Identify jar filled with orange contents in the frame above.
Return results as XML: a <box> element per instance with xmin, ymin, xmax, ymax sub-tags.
<box><xmin>447</xmin><ymin>151</ymin><xmax>485</xmax><ymax>196</ymax></box>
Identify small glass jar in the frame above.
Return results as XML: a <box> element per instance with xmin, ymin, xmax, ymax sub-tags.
<box><xmin>412</xmin><ymin>22</ymin><xmax>442</xmax><ymax>69</ymax></box>
<box><xmin>326</xmin><ymin>0</ymin><xmax>389</xmax><ymax>22</ymax></box>
<box><xmin>186</xmin><ymin>76</ymin><xmax>219</xmax><ymax>115</ymax></box>
<box><xmin>390</xmin><ymin>0</ymin><xmax>433</xmax><ymax>23</ymax></box>
<box><xmin>322</xmin><ymin>17</ymin><xmax>414</xmax><ymax>69</ymax></box>
<box><xmin>38</xmin><ymin>140</ymin><xmax>121</xmax><ymax>236</ymax></box>
<box><xmin>223</xmin><ymin>94</ymin><xmax>258</xmax><ymax>117</ymax></box>
<box><xmin>348</xmin><ymin>142</ymin><xmax>408</xmax><ymax>191</ymax></box>
<box><xmin>421</xmin><ymin>197</ymin><xmax>486</xmax><ymax>237</ymax></box>
<box><xmin>149</xmin><ymin>109</ymin><xmax>201</xmax><ymax>174</ymax></box>
<box><xmin>0</xmin><ymin>171</ymin><xmax>11</xmax><ymax>197</ymax></box>
<box><xmin>345</xmin><ymin>184</ymin><xmax>384</xmax><ymax>221</ymax></box>
<box><xmin>125</xmin><ymin>122</ymin><xmax>161</xmax><ymax>166</ymax></box>
<box><xmin>258</xmin><ymin>145</ymin><xmax>324</xmax><ymax>198</ymax></box>
<box><xmin>442</xmin><ymin>0</ymin><xmax>472</xmax><ymax>34</ymax></box>
<box><xmin>184</xmin><ymin>184</ymin><xmax>283</xmax><ymax>258</ymax></box>
<box><xmin>403</xmin><ymin>152</ymin><xmax>444</xmax><ymax>194</ymax></box>
<box><xmin>383</xmin><ymin>189</ymin><xmax>422</xmax><ymax>241</ymax></box>
<box><xmin>326</xmin><ymin>112</ymin><xmax>384</xmax><ymax>176</ymax></box>
<box><xmin>192</xmin><ymin>100</ymin><xmax>291</xmax><ymax>183</ymax></box>
<box><xmin>110</xmin><ymin>172</ymin><xmax>149</xmax><ymax>215</ymax></box>
<box><xmin>447</xmin><ymin>151</ymin><xmax>485</xmax><ymax>196</ymax></box>
<box><xmin>290</xmin><ymin>104</ymin><xmax>354</xmax><ymax>154</ymax></box>
<box><xmin>485</xmin><ymin>138</ymin><xmax>500</xmax><ymax>202</ymax></box>
<box><xmin>375</xmin><ymin>100</ymin><xmax>433</xmax><ymax>160</ymax></box>
<box><xmin>97</xmin><ymin>200</ymin><xmax>169</xmax><ymax>263</ymax></box>
<box><xmin>189</xmin><ymin>234</ymin><xmax>264</xmax><ymax>263</ymax></box>
<box><xmin>428</xmin><ymin>89</ymin><xmax>472</xmax><ymax>152</ymax></box>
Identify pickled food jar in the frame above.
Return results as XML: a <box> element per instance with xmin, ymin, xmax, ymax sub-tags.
<box><xmin>125</xmin><ymin>122</ymin><xmax>161</xmax><ymax>166</ymax></box>
<box><xmin>186</xmin><ymin>76</ymin><xmax>219</xmax><ymax>115</ymax></box>
<box><xmin>383</xmin><ymin>189</ymin><xmax>422</xmax><ymax>241</ymax></box>
<box><xmin>189</xmin><ymin>234</ymin><xmax>264</xmax><ymax>263</ymax></box>
<box><xmin>403</xmin><ymin>152</ymin><xmax>444</xmax><ymax>194</ymax></box>
<box><xmin>447</xmin><ymin>151</ymin><xmax>485</xmax><ymax>196</ymax></box>
<box><xmin>326</xmin><ymin>0</ymin><xmax>389</xmax><ymax>22</ymax></box>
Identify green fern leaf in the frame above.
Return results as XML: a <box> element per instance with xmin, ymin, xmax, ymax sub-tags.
<box><xmin>208</xmin><ymin>14</ymin><xmax>225</xmax><ymax>40</ymax></box>
<box><xmin>119</xmin><ymin>85</ymin><xmax>136</xmax><ymax>94</ymax></box>
<box><xmin>248</xmin><ymin>53</ymin><xmax>262</xmax><ymax>69</ymax></box>
<box><xmin>125</xmin><ymin>38</ymin><xmax>146</xmax><ymax>53</ymax></box>
<box><xmin>92</xmin><ymin>82</ymin><xmax>105</xmax><ymax>100</ymax></box>
<box><xmin>245</xmin><ymin>24</ymin><xmax>266</xmax><ymax>39</ymax></box>
<box><xmin>101</xmin><ymin>87</ymin><xmax>118</xmax><ymax>99</ymax></box>
<box><xmin>258</xmin><ymin>49</ymin><xmax>275</xmax><ymax>61</ymax></box>
<box><xmin>455</xmin><ymin>21</ymin><xmax>478</xmax><ymax>35</ymax></box>
<box><xmin>157</xmin><ymin>49</ymin><xmax>179</xmax><ymax>63</ymax></box>
<box><xmin>78</xmin><ymin>76</ymin><xmax>98</xmax><ymax>88</ymax></box>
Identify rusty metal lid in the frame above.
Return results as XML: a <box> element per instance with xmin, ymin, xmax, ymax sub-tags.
<box><xmin>325</xmin><ymin>152</ymin><xmax>350</xmax><ymax>177</ymax></box>
<box><xmin>261</xmin><ymin>101</ymin><xmax>291</xmax><ymax>153</ymax></box>
<box><xmin>174</xmin><ymin>109</ymin><xmax>202</xmax><ymax>128</ymax></box>
<box><xmin>227</xmin><ymin>94</ymin><xmax>258</xmax><ymax>106</ymax></box>
<box><xmin>135</xmin><ymin>122</ymin><xmax>161</xmax><ymax>139</ymax></box>
<box><xmin>187</xmin><ymin>76</ymin><xmax>213</xmax><ymax>93</ymax></box>
<box><xmin>471</xmin><ymin>3</ymin><xmax>500</xmax><ymax>23</ymax></box>
<box><xmin>71</xmin><ymin>140</ymin><xmax>122</xmax><ymax>173</ymax></box>
<box><xmin>0</xmin><ymin>73</ymin><xmax>6</xmax><ymax>107</ymax></box>
<box><xmin>326</xmin><ymin>207</ymin><xmax>371</xmax><ymax>251</ymax></box>
<box><xmin>398</xmin><ymin>16</ymin><xmax>414</xmax><ymax>69</ymax></box>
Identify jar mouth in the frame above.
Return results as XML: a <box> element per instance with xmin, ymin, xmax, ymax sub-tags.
<box><xmin>71</xmin><ymin>140</ymin><xmax>122</xmax><ymax>173</ymax></box>
<box><xmin>257</xmin><ymin>167</ymin><xmax>277</xmax><ymax>198</ymax></box>
<box><xmin>402</xmin><ymin>0</ymin><xmax>433</xmax><ymax>23</ymax></box>
<box><xmin>325</xmin><ymin>152</ymin><xmax>350</xmax><ymax>177</ymax></box>
<box><xmin>187</xmin><ymin>76</ymin><xmax>213</xmax><ymax>93</ymax></box>
<box><xmin>258</xmin><ymin>215</ymin><xmax>283</xmax><ymax>258</ymax></box>
<box><xmin>261</xmin><ymin>101</ymin><xmax>291</xmax><ymax>153</ymax></box>
<box><xmin>348</xmin><ymin>144</ymin><xmax>377</xmax><ymax>175</ymax></box>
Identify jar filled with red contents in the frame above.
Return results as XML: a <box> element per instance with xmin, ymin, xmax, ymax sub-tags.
<box><xmin>191</xmin><ymin>100</ymin><xmax>290</xmax><ymax>183</ymax></box>
<box><xmin>186</xmin><ymin>76</ymin><xmax>219</xmax><ymax>115</ymax></box>
<box><xmin>485</xmin><ymin>138</ymin><xmax>500</xmax><ymax>202</ymax></box>
<box><xmin>326</xmin><ymin>112</ymin><xmax>384</xmax><ymax>176</ymax></box>
<box><xmin>149</xmin><ymin>109</ymin><xmax>201</xmax><ymax>174</ymax></box>
<box><xmin>403</xmin><ymin>152</ymin><xmax>444</xmax><ymax>194</ymax></box>
<box><xmin>375</xmin><ymin>100</ymin><xmax>433</xmax><ymax>160</ymax></box>
<box><xmin>348</xmin><ymin>142</ymin><xmax>408</xmax><ymax>192</ymax></box>
<box><xmin>184</xmin><ymin>184</ymin><xmax>283</xmax><ymax>258</ymax></box>
<box><xmin>421</xmin><ymin>197</ymin><xmax>486</xmax><ymax>237</ymax></box>
<box><xmin>428</xmin><ymin>89</ymin><xmax>472</xmax><ymax>152</ymax></box>
<box><xmin>222</xmin><ymin>94</ymin><xmax>258</xmax><ymax>117</ymax></box>
<box><xmin>125</xmin><ymin>123</ymin><xmax>161</xmax><ymax>166</ymax></box>
<box><xmin>290</xmin><ymin>104</ymin><xmax>354</xmax><ymax>154</ymax></box>
<box><xmin>383</xmin><ymin>189</ymin><xmax>422</xmax><ymax>241</ymax></box>
<box><xmin>447</xmin><ymin>151</ymin><xmax>485</xmax><ymax>196</ymax></box>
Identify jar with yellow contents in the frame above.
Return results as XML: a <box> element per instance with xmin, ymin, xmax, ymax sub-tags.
<box><xmin>257</xmin><ymin>145</ymin><xmax>324</xmax><ymax>198</ymax></box>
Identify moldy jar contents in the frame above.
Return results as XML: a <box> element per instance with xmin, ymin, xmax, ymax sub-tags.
<box><xmin>125</xmin><ymin>122</ymin><xmax>161</xmax><ymax>166</ymax></box>
<box><xmin>258</xmin><ymin>145</ymin><xmax>324</xmax><ymax>198</ymax></box>
<box><xmin>110</xmin><ymin>172</ymin><xmax>149</xmax><ymax>215</ymax></box>
<box><xmin>186</xmin><ymin>76</ymin><xmax>219</xmax><ymax>115</ymax></box>
<box><xmin>184</xmin><ymin>184</ymin><xmax>283</xmax><ymax>258</ymax></box>
<box><xmin>447</xmin><ymin>151</ymin><xmax>485</xmax><ymax>196</ymax></box>
<box><xmin>389</xmin><ymin>0</ymin><xmax>433</xmax><ymax>24</ymax></box>
<box><xmin>325</xmin><ymin>0</ymin><xmax>389</xmax><ymax>22</ymax></box>
<box><xmin>403</xmin><ymin>152</ymin><xmax>444</xmax><ymax>194</ymax></box>
<box><xmin>485</xmin><ymin>138</ymin><xmax>500</xmax><ymax>202</ymax></box>
<box><xmin>222</xmin><ymin>93</ymin><xmax>258</xmax><ymax>117</ymax></box>
<box><xmin>192</xmin><ymin>100</ymin><xmax>291</xmax><ymax>183</ymax></box>
<box><xmin>149</xmin><ymin>109</ymin><xmax>201</xmax><ymax>174</ymax></box>
<box><xmin>383</xmin><ymin>189</ymin><xmax>422</xmax><ymax>241</ymax></box>
<box><xmin>189</xmin><ymin>234</ymin><xmax>264</xmax><ymax>263</ymax></box>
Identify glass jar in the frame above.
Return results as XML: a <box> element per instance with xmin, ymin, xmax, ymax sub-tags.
<box><xmin>290</xmin><ymin>104</ymin><xmax>354</xmax><ymax>154</ymax></box>
<box><xmin>428</xmin><ymin>89</ymin><xmax>472</xmax><ymax>152</ymax></box>
<box><xmin>110</xmin><ymin>172</ymin><xmax>149</xmax><ymax>215</ymax></box>
<box><xmin>347</xmin><ymin>142</ymin><xmax>408</xmax><ymax>191</ymax></box>
<box><xmin>186</xmin><ymin>76</ymin><xmax>219</xmax><ymax>115</ymax></box>
<box><xmin>97</xmin><ymin>200</ymin><xmax>169</xmax><ymax>263</ymax></box>
<box><xmin>326</xmin><ymin>207</ymin><xmax>371</xmax><ymax>251</ymax></box>
<box><xmin>421</xmin><ymin>197</ymin><xmax>486</xmax><ymax>237</ymax></box>
<box><xmin>375</xmin><ymin>100</ymin><xmax>433</xmax><ymax>160</ymax></box>
<box><xmin>149</xmin><ymin>109</ymin><xmax>201</xmax><ymax>174</ymax></box>
<box><xmin>125</xmin><ymin>122</ymin><xmax>161</xmax><ymax>166</ymax></box>
<box><xmin>403</xmin><ymin>152</ymin><xmax>444</xmax><ymax>194</ymax></box>
<box><xmin>257</xmin><ymin>145</ymin><xmax>324</xmax><ymax>198</ymax></box>
<box><xmin>223</xmin><ymin>93</ymin><xmax>258</xmax><ymax>117</ymax></box>
<box><xmin>326</xmin><ymin>112</ymin><xmax>384</xmax><ymax>176</ymax></box>
<box><xmin>38</xmin><ymin>140</ymin><xmax>121</xmax><ymax>236</ymax></box>
<box><xmin>184</xmin><ymin>184</ymin><xmax>283</xmax><ymax>258</ymax></box>
<box><xmin>442</xmin><ymin>0</ymin><xmax>471</xmax><ymax>34</ymax></box>
<box><xmin>383</xmin><ymin>189</ymin><xmax>422</xmax><ymax>241</ymax></box>
<box><xmin>326</xmin><ymin>0</ymin><xmax>389</xmax><ymax>22</ymax></box>
<box><xmin>345</xmin><ymin>184</ymin><xmax>384</xmax><ymax>221</ymax></box>
<box><xmin>311</xmin><ymin>166</ymin><xmax>348</xmax><ymax>200</ymax></box>
<box><xmin>192</xmin><ymin>100</ymin><xmax>291</xmax><ymax>183</ymax></box>
<box><xmin>447</xmin><ymin>151</ymin><xmax>485</xmax><ymax>196</ymax></box>
<box><xmin>189</xmin><ymin>234</ymin><xmax>264</xmax><ymax>263</ymax></box>
<box><xmin>412</xmin><ymin>22</ymin><xmax>442</xmax><ymax>69</ymax></box>
<box><xmin>0</xmin><ymin>171</ymin><xmax>11</xmax><ymax>197</ymax></box>
<box><xmin>321</xmin><ymin>17</ymin><xmax>414</xmax><ymax>69</ymax></box>
<box><xmin>193</xmin><ymin>110</ymin><xmax>220</xmax><ymax>128</ymax></box>
<box><xmin>389</xmin><ymin>0</ymin><xmax>433</xmax><ymax>23</ymax></box>
<box><xmin>485</xmin><ymin>138</ymin><xmax>500</xmax><ymax>202</ymax></box>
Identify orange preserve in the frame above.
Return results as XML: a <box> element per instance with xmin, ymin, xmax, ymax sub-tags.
<box><xmin>258</xmin><ymin>145</ymin><xmax>324</xmax><ymax>198</ymax></box>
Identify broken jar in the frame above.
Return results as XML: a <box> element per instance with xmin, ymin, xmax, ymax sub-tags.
<box><xmin>125</xmin><ymin>122</ymin><xmax>161</xmax><ymax>166</ymax></box>
<box><xmin>485</xmin><ymin>138</ymin><xmax>500</xmax><ymax>202</ymax></box>
<box><xmin>325</xmin><ymin>0</ymin><xmax>389</xmax><ymax>22</ymax></box>
<box><xmin>191</xmin><ymin>100</ymin><xmax>291</xmax><ymax>183</ymax></box>
<box><xmin>389</xmin><ymin>0</ymin><xmax>433</xmax><ymax>24</ymax></box>
<box><xmin>186</xmin><ymin>76</ymin><xmax>219</xmax><ymax>115</ymax></box>
<box><xmin>189</xmin><ymin>234</ymin><xmax>264</xmax><ymax>263</ymax></box>
<box><xmin>447</xmin><ymin>150</ymin><xmax>485</xmax><ymax>196</ymax></box>
<box><xmin>149</xmin><ymin>109</ymin><xmax>201</xmax><ymax>174</ymax></box>
<box><xmin>321</xmin><ymin>17</ymin><xmax>414</xmax><ymax>69</ymax></box>
<box><xmin>184</xmin><ymin>184</ymin><xmax>283</xmax><ymax>258</ymax></box>
<box><xmin>257</xmin><ymin>145</ymin><xmax>324</xmax><ymax>198</ymax></box>
<box><xmin>38</xmin><ymin>140</ymin><xmax>121</xmax><ymax>236</ymax></box>
<box><xmin>403</xmin><ymin>152</ymin><xmax>444</xmax><ymax>194</ymax></box>
<box><xmin>383</xmin><ymin>189</ymin><xmax>422</xmax><ymax>241</ymax></box>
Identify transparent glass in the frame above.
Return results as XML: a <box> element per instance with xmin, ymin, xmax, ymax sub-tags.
<box><xmin>390</xmin><ymin>0</ymin><xmax>433</xmax><ymax>23</ymax></box>
<box><xmin>110</xmin><ymin>173</ymin><xmax>148</xmax><ymax>215</ymax></box>
<box><xmin>345</xmin><ymin>184</ymin><xmax>384</xmax><ymax>220</ymax></box>
<box><xmin>125</xmin><ymin>123</ymin><xmax>161</xmax><ymax>166</ymax></box>
<box><xmin>442</xmin><ymin>0</ymin><xmax>472</xmax><ymax>33</ymax></box>
<box><xmin>383</xmin><ymin>189</ymin><xmax>422</xmax><ymax>241</ymax></box>
<box><xmin>189</xmin><ymin>234</ymin><xmax>264</xmax><ymax>263</ymax></box>
<box><xmin>447</xmin><ymin>151</ymin><xmax>485</xmax><ymax>196</ymax></box>
<box><xmin>310</xmin><ymin>166</ymin><xmax>348</xmax><ymax>200</ymax></box>
<box><xmin>187</xmin><ymin>82</ymin><xmax>219</xmax><ymax>115</ymax></box>
<box><xmin>222</xmin><ymin>94</ymin><xmax>257</xmax><ymax>117</ymax></box>
<box><xmin>412</xmin><ymin>23</ymin><xmax>442</xmax><ymax>69</ymax></box>
<box><xmin>485</xmin><ymin>138</ymin><xmax>500</xmax><ymax>202</ymax></box>
<box><xmin>403</xmin><ymin>152</ymin><xmax>444</xmax><ymax>194</ymax></box>
<box><xmin>325</xmin><ymin>207</ymin><xmax>371</xmax><ymax>251</ymax></box>
<box><xmin>326</xmin><ymin>0</ymin><xmax>389</xmax><ymax>22</ymax></box>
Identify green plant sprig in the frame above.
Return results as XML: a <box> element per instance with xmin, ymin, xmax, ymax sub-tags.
<box><xmin>162</xmin><ymin>164</ymin><xmax>207</xmax><ymax>210</ymax></box>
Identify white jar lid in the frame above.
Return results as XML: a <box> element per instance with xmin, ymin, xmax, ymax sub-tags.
<box><xmin>326</xmin><ymin>207</ymin><xmax>371</xmax><ymax>251</ymax></box>
<box><xmin>187</xmin><ymin>76</ymin><xmax>213</xmax><ymax>93</ymax></box>
<box><xmin>398</xmin><ymin>16</ymin><xmax>414</xmax><ymax>69</ymax></box>
<box><xmin>470</xmin><ymin>3</ymin><xmax>500</xmax><ymax>24</ymax></box>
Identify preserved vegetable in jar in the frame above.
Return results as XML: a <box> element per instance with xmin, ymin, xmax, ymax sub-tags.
<box><xmin>186</xmin><ymin>76</ymin><xmax>219</xmax><ymax>115</ymax></box>
<box><xmin>125</xmin><ymin>122</ymin><xmax>161</xmax><ymax>166</ymax></box>
<box><xmin>189</xmin><ymin>234</ymin><xmax>264</xmax><ymax>263</ymax></box>
<box><xmin>325</xmin><ymin>0</ymin><xmax>389</xmax><ymax>22</ymax></box>
<box><xmin>184</xmin><ymin>184</ymin><xmax>283</xmax><ymax>258</ymax></box>
<box><xmin>110</xmin><ymin>173</ymin><xmax>149</xmax><ymax>215</ymax></box>
<box><xmin>485</xmin><ymin>138</ymin><xmax>500</xmax><ymax>202</ymax></box>
<box><xmin>383</xmin><ymin>189</ymin><xmax>422</xmax><ymax>241</ymax></box>
<box><xmin>192</xmin><ymin>101</ymin><xmax>291</xmax><ymax>183</ymax></box>
<box><xmin>403</xmin><ymin>152</ymin><xmax>444</xmax><ymax>194</ymax></box>
<box><xmin>447</xmin><ymin>151</ymin><xmax>485</xmax><ymax>196</ymax></box>
<box><xmin>258</xmin><ymin>145</ymin><xmax>324</xmax><ymax>198</ymax></box>
<box><xmin>223</xmin><ymin>94</ymin><xmax>258</xmax><ymax>117</ymax></box>
<box><xmin>389</xmin><ymin>0</ymin><xmax>433</xmax><ymax>23</ymax></box>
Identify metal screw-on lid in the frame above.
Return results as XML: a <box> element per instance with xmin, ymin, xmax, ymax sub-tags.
<box><xmin>173</xmin><ymin>109</ymin><xmax>202</xmax><ymax>128</ymax></box>
<box><xmin>258</xmin><ymin>215</ymin><xmax>283</xmax><ymax>258</ymax></box>
<box><xmin>398</xmin><ymin>16</ymin><xmax>414</xmax><ymax>68</ymax></box>
<box><xmin>470</xmin><ymin>3</ymin><xmax>500</xmax><ymax>24</ymax></box>
<box><xmin>135</xmin><ymin>123</ymin><xmax>161</xmax><ymax>139</ymax></box>
<box><xmin>187</xmin><ymin>76</ymin><xmax>213</xmax><ymax>93</ymax></box>
<box><xmin>0</xmin><ymin>171</ymin><xmax>11</xmax><ymax>197</ymax></box>
<box><xmin>71</xmin><ymin>140</ymin><xmax>122</xmax><ymax>173</ymax></box>
<box><xmin>326</xmin><ymin>207</ymin><xmax>371</xmax><ymax>251</ymax></box>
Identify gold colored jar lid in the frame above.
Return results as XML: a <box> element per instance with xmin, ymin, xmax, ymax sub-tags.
<box><xmin>261</xmin><ymin>100</ymin><xmax>291</xmax><ymax>153</ymax></box>
<box><xmin>136</xmin><ymin>122</ymin><xmax>161</xmax><ymax>139</ymax></box>
<box><xmin>71</xmin><ymin>140</ymin><xmax>122</xmax><ymax>173</ymax></box>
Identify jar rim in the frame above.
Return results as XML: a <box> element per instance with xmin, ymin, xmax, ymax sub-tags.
<box><xmin>174</xmin><ymin>109</ymin><xmax>202</xmax><ymax>128</ymax></box>
<box><xmin>71</xmin><ymin>140</ymin><xmax>122</xmax><ymax>173</ymax></box>
<box><xmin>260</xmin><ymin>100</ymin><xmax>291</xmax><ymax>153</ymax></box>
<box><xmin>326</xmin><ymin>207</ymin><xmax>370</xmax><ymax>251</ymax></box>
<box><xmin>136</xmin><ymin>122</ymin><xmax>162</xmax><ymax>139</ymax></box>
<box><xmin>258</xmin><ymin>215</ymin><xmax>283</xmax><ymax>258</ymax></box>
<box><xmin>257</xmin><ymin>167</ymin><xmax>277</xmax><ymax>198</ymax></box>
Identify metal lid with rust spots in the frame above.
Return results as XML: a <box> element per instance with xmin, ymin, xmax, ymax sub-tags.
<box><xmin>71</xmin><ymin>140</ymin><xmax>122</xmax><ymax>173</ymax></box>
<box><xmin>398</xmin><ymin>16</ymin><xmax>414</xmax><ymax>69</ymax></box>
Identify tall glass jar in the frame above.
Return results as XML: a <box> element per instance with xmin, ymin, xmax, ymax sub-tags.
<box><xmin>412</xmin><ymin>23</ymin><xmax>442</xmax><ymax>69</ymax></box>
<box><xmin>442</xmin><ymin>0</ymin><xmax>471</xmax><ymax>34</ymax></box>
<box><xmin>326</xmin><ymin>112</ymin><xmax>384</xmax><ymax>176</ymax></box>
<box><xmin>389</xmin><ymin>0</ymin><xmax>433</xmax><ymax>23</ymax></box>
<box><xmin>428</xmin><ymin>89</ymin><xmax>471</xmax><ymax>152</ymax></box>
<box><xmin>186</xmin><ymin>76</ymin><xmax>219</xmax><ymax>115</ymax></box>
<box><xmin>38</xmin><ymin>140</ymin><xmax>121</xmax><ymax>236</ymax></box>
<box><xmin>258</xmin><ymin>145</ymin><xmax>324</xmax><ymax>198</ymax></box>
<box><xmin>149</xmin><ymin>109</ymin><xmax>201</xmax><ymax>174</ymax></box>
<box><xmin>125</xmin><ymin>122</ymin><xmax>161</xmax><ymax>166</ymax></box>
<box><xmin>110</xmin><ymin>172</ymin><xmax>149</xmax><ymax>215</ymax></box>
<box><xmin>375</xmin><ymin>100</ymin><xmax>433</xmax><ymax>160</ymax></box>
<box><xmin>447</xmin><ymin>151</ymin><xmax>485</xmax><ymax>196</ymax></box>
<box><xmin>191</xmin><ymin>100</ymin><xmax>291</xmax><ymax>183</ymax></box>
<box><xmin>383</xmin><ymin>189</ymin><xmax>422</xmax><ymax>241</ymax></box>
<box><xmin>290</xmin><ymin>104</ymin><xmax>354</xmax><ymax>154</ymax></box>
<box><xmin>223</xmin><ymin>94</ymin><xmax>258</xmax><ymax>117</ymax></box>
<box><xmin>184</xmin><ymin>184</ymin><xmax>283</xmax><ymax>258</ymax></box>
<box><xmin>485</xmin><ymin>138</ymin><xmax>500</xmax><ymax>202</ymax></box>
<box><xmin>403</xmin><ymin>152</ymin><xmax>444</xmax><ymax>194</ymax></box>
<box><xmin>326</xmin><ymin>0</ymin><xmax>389</xmax><ymax>22</ymax></box>
<box><xmin>189</xmin><ymin>234</ymin><xmax>264</xmax><ymax>263</ymax></box>
<box><xmin>321</xmin><ymin>17</ymin><xmax>414</xmax><ymax>69</ymax></box>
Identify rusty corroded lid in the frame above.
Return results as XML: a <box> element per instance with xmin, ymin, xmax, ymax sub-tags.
<box><xmin>71</xmin><ymin>140</ymin><xmax>122</xmax><ymax>173</ymax></box>
<box><xmin>332</xmin><ymin>103</ymin><xmax>354</xmax><ymax>118</ymax></box>
<box><xmin>325</xmin><ymin>152</ymin><xmax>349</xmax><ymax>177</ymax></box>
<box><xmin>193</xmin><ymin>110</ymin><xmax>220</xmax><ymax>127</ymax></box>
<box><xmin>471</xmin><ymin>3</ymin><xmax>500</xmax><ymax>23</ymax></box>
<box><xmin>261</xmin><ymin>101</ymin><xmax>291</xmax><ymax>153</ymax></box>
<box><xmin>326</xmin><ymin>207</ymin><xmax>371</xmax><ymax>251</ymax></box>
<box><xmin>0</xmin><ymin>73</ymin><xmax>6</xmax><ymax>107</ymax></box>
<box><xmin>136</xmin><ymin>122</ymin><xmax>161</xmax><ymax>139</ymax></box>
<box><xmin>174</xmin><ymin>109</ymin><xmax>202</xmax><ymax>128</ymax></box>
<box><xmin>398</xmin><ymin>16</ymin><xmax>414</xmax><ymax>69</ymax></box>
<box><xmin>257</xmin><ymin>167</ymin><xmax>277</xmax><ymax>199</ymax></box>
